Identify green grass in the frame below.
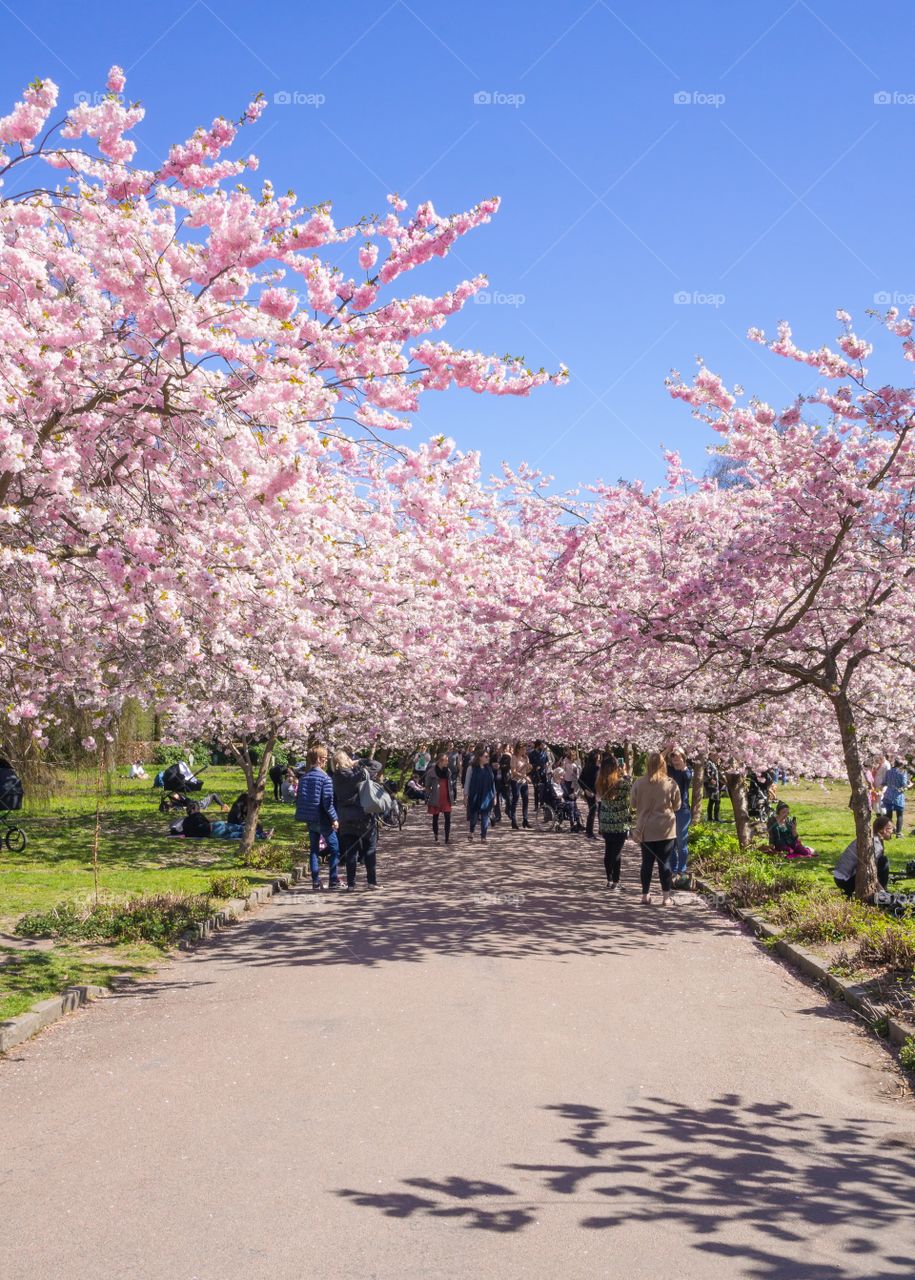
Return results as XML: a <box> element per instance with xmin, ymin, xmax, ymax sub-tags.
<box><xmin>0</xmin><ymin>765</ymin><xmax>305</xmax><ymax>1022</ymax></box>
<box><xmin>691</xmin><ymin>785</ymin><xmax>915</xmax><ymax>1012</ymax></box>
<box><xmin>711</xmin><ymin>779</ymin><xmax>915</xmax><ymax>889</ymax></box>
<box><xmin>0</xmin><ymin>943</ymin><xmax>157</xmax><ymax>1020</ymax></box>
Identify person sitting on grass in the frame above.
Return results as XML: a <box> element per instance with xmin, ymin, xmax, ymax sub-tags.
<box><xmin>766</xmin><ymin>802</ymin><xmax>815</xmax><ymax>858</ymax></box>
<box><xmin>168</xmin><ymin>800</ymin><xmax>273</xmax><ymax>840</ymax></box>
<box><xmin>833</xmin><ymin>815</ymin><xmax>892</xmax><ymax>897</ymax></box>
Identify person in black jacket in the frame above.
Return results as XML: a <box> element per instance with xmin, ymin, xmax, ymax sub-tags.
<box><xmin>332</xmin><ymin>750</ymin><xmax>382</xmax><ymax>890</ymax></box>
<box><xmin>268</xmin><ymin>761</ymin><xmax>285</xmax><ymax>801</ymax></box>
<box><xmin>579</xmin><ymin>750</ymin><xmax>602</xmax><ymax>839</ymax></box>
<box><xmin>180</xmin><ymin>802</ymin><xmax>212</xmax><ymax>838</ymax></box>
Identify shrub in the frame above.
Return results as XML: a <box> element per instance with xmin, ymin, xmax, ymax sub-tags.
<box><xmin>853</xmin><ymin>917</ymin><xmax>915</xmax><ymax>971</ymax></box>
<box><xmin>151</xmin><ymin>741</ymin><xmax>212</xmax><ymax>767</ymax></box>
<box><xmin>899</xmin><ymin>1035</ymin><xmax>915</xmax><ymax>1073</ymax></box>
<box><xmin>15</xmin><ymin>893</ymin><xmax>213</xmax><ymax>946</ymax></box>
<box><xmin>771</xmin><ymin>890</ymin><xmax>871</xmax><ymax>944</ymax></box>
<box><xmin>720</xmin><ymin>853</ymin><xmax>805</xmax><ymax>908</ymax></box>
<box><xmin>242</xmin><ymin>843</ymin><xmax>294</xmax><ymax>873</ymax></box>
<box><xmin>208</xmin><ymin>874</ymin><xmax>250</xmax><ymax>900</ymax></box>
<box><xmin>688</xmin><ymin>822</ymin><xmax>742</xmax><ymax>877</ymax></box>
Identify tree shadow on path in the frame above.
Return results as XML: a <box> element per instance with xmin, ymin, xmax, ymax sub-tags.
<box><xmin>336</xmin><ymin>1095</ymin><xmax>915</xmax><ymax>1278</ymax></box>
<box><xmin>220</xmin><ymin>823</ymin><xmax>737</xmax><ymax>969</ymax></box>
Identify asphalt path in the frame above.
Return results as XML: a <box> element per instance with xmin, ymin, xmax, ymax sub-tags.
<box><xmin>2</xmin><ymin>810</ymin><xmax>914</xmax><ymax>1279</ymax></box>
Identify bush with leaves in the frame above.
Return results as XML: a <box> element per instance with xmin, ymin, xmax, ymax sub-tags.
<box><xmin>15</xmin><ymin>893</ymin><xmax>213</xmax><ymax>946</ymax></box>
<box><xmin>208</xmin><ymin>874</ymin><xmax>251</xmax><ymax>900</ymax></box>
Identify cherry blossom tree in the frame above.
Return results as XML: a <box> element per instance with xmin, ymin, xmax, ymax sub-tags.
<box><xmin>0</xmin><ymin>66</ymin><xmax>564</xmax><ymax>760</ymax></box>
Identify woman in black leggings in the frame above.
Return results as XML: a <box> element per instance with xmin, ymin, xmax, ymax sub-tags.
<box><xmin>596</xmin><ymin>757</ymin><xmax>631</xmax><ymax>891</ymax></box>
<box><xmin>424</xmin><ymin>752</ymin><xmax>453</xmax><ymax>844</ymax></box>
<box><xmin>630</xmin><ymin>751</ymin><xmax>680</xmax><ymax>906</ymax></box>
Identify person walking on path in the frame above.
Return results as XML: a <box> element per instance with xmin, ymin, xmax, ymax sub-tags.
<box><xmin>579</xmin><ymin>750</ymin><xmax>602</xmax><ymax>839</ymax></box>
<box><xmin>667</xmin><ymin>746</ymin><xmax>693</xmax><ymax>877</ymax></box>
<box><xmin>509</xmin><ymin>741</ymin><xmax>533</xmax><ymax>830</ymax></box>
<box><xmin>834</xmin><ymin>815</ymin><xmax>893</xmax><ymax>896</ymax></box>
<box><xmin>882</xmin><ymin>759</ymin><xmax>909</xmax><ymax>836</ymax></box>
<box><xmin>332</xmin><ymin>750</ymin><xmax>381</xmax><ymax>891</ymax></box>
<box><xmin>425</xmin><ymin>752</ymin><xmax>453</xmax><ymax>845</ymax></box>
<box><xmin>296</xmin><ymin>743</ymin><xmax>341</xmax><ymax>891</ymax></box>
<box><xmin>465</xmin><ymin>749</ymin><xmax>497</xmax><ymax>842</ymax></box>
<box><xmin>630</xmin><ymin>751</ymin><xmax>680</xmax><ymax>907</ymax></box>
<box><xmin>446</xmin><ymin>742</ymin><xmax>461</xmax><ymax>803</ymax></box>
<box><xmin>705</xmin><ymin>757</ymin><xmax>723</xmax><ymax>823</ymax></box>
<box><xmin>596</xmin><ymin>756</ymin><xmax>631</xmax><ymax>891</ymax></box>
<box><xmin>528</xmin><ymin>740</ymin><xmax>550</xmax><ymax>812</ymax></box>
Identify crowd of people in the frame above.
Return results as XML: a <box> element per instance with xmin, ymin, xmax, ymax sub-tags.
<box><xmin>406</xmin><ymin>741</ymin><xmax>697</xmax><ymax>906</ymax></box>
<box><xmin>135</xmin><ymin>739</ymin><xmax>915</xmax><ymax>901</ymax></box>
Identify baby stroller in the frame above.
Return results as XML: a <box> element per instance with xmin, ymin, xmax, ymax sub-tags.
<box><xmin>538</xmin><ymin>778</ymin><xmax>580</xmax><ymax>833</ymax></box>
<box><xmin>161</xmin><ymin>761</ymin><xmax>206</xmax><ymax>793</ymax></box>
<box><xmin>0</xmin><ymin>760</ymin><xmax>26</xmax><ymax>851</ymax></box>
<box><xmin>746</xmin><ymin>770</ymin><xmax>773</xmax><ymax>824</ymax></box>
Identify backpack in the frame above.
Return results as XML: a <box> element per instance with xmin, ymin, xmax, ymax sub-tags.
<box><xmin>359</xmin><ymin>775</ymin><xmax>396</xmax><ymax>819</ymax></box>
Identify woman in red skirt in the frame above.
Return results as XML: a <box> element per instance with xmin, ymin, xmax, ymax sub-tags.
<box><xmin>425</xmin><ymin>751</ymin><xmax>453</xmax><ymax>844</ymax></box>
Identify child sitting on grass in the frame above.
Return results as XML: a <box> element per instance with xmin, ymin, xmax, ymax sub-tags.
<box><xmin>766</xmin><ymin>802</ymin><xmax>815</xmax><ymax>859</ymax></box>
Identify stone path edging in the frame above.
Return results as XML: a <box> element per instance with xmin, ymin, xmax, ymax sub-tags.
<box><xmin>0</xmin><ymin>863</ymin><xmax>306</xmax><ymax>1055</ymax></box>
<box><xmin>693</xmin><ymin>875</ymin><xmax>915</xmax><ymax>1052</ymax></box>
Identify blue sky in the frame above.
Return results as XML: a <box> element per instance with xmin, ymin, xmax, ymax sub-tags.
<box><xmin>1</xmin><ymin>0</ymin><xmax>911</xmax><ymax>491</ymax></box>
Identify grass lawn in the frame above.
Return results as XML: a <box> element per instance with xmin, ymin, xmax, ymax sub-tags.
<box><xmin>714</xmin><ymin>778</ymin><xmax>915</xmax><ymax>890</ymax></box>
<box><xmin>0</xmin><ymin>765</ymin><xmax>305</xmax><ymax>1021</ymax></box>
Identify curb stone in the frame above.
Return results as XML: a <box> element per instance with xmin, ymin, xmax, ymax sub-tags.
<box><xmin>0</xmin><ymin>864</ymin><xmax>306</xmax><ymax>1055</ymax></box>
<box><xmin>693</xmin><ymin>875</ymin><xmax>915</xmax><ymax>1057</ymax></box>
<box><xmin>177</xmin><ymin>864</ymin><xmax>305</xmax><ymax>948</ymax></box>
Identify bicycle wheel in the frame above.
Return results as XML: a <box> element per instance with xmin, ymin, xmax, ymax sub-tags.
<box><xmin>5</xmin><ymin>826</ymin><xmax>27</xmax><ymax>852</ymax></box>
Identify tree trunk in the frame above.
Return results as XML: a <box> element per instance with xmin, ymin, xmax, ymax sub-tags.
<box><xmin>832</xmin><ymin>690</ymin><xmax>878</xmax><ymax>900</ymax></box>
<box><xmin>624</xmin><ymin>741</ymin><xmax>635</xmax><ymax>775</ymax></box>
<box><xmin>725</xmin><ymin>770</ymin><xmax>752</xmax><ymax>849</ymax></box>
<box><xmin>230</xmin><ymin>737</ymin><xmax>276</xmax><ymax>859</ymax></box>
<box><xmin>691</xmin><ymin>759</ymin><xmax>706</xmax><ymax>825</ymax></box>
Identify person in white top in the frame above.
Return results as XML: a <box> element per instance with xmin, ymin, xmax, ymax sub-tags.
<box><xmin>561</xmin><ymin>750</ymin><xmax>580</xmax><ymax>790</ymax></box>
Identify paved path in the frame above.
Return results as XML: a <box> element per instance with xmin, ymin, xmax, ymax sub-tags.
<box><xmin>2</xmin><ymin>815</ymin><xmax>914</xmax><ymax>1280</ymax></box>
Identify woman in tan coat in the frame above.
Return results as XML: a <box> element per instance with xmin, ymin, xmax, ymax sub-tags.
<box><xmin>630</xmin><ymin>751</ymin><xmax>681</xmax><ymax>906</ymax></box>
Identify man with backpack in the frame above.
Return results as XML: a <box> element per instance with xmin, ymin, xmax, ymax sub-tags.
<box><xmin>331</xmin><ymin>750</ymin><xmax>383</xmax><ymax>891</ymax></box>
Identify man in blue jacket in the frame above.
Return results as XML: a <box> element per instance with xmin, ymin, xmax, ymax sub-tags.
<box><xmin>295</xmin><ymin>743</ymin><xmax>340</xmax><ymax>890</ymax></box>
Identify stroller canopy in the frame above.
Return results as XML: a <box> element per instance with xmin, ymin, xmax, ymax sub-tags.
<box><xmin>0</xmin><ymin>763</ymin><xmax>24</xmax><ymax>812</ymax></box>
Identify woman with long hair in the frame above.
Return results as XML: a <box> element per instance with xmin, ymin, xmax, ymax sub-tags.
<box><xmin>595</xmin><ymin>756</ymin><xmax>631</xmax><ymax>891</ymax></box>
<box><xmin>509</xmin><ymin>741</ymin><xmax>532</xmax><ymax>830</ymax></box>
<box><xmin>630</xmin><ymin>751</ymin><xmax>680</xmax><ymax>906</ymax></box>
